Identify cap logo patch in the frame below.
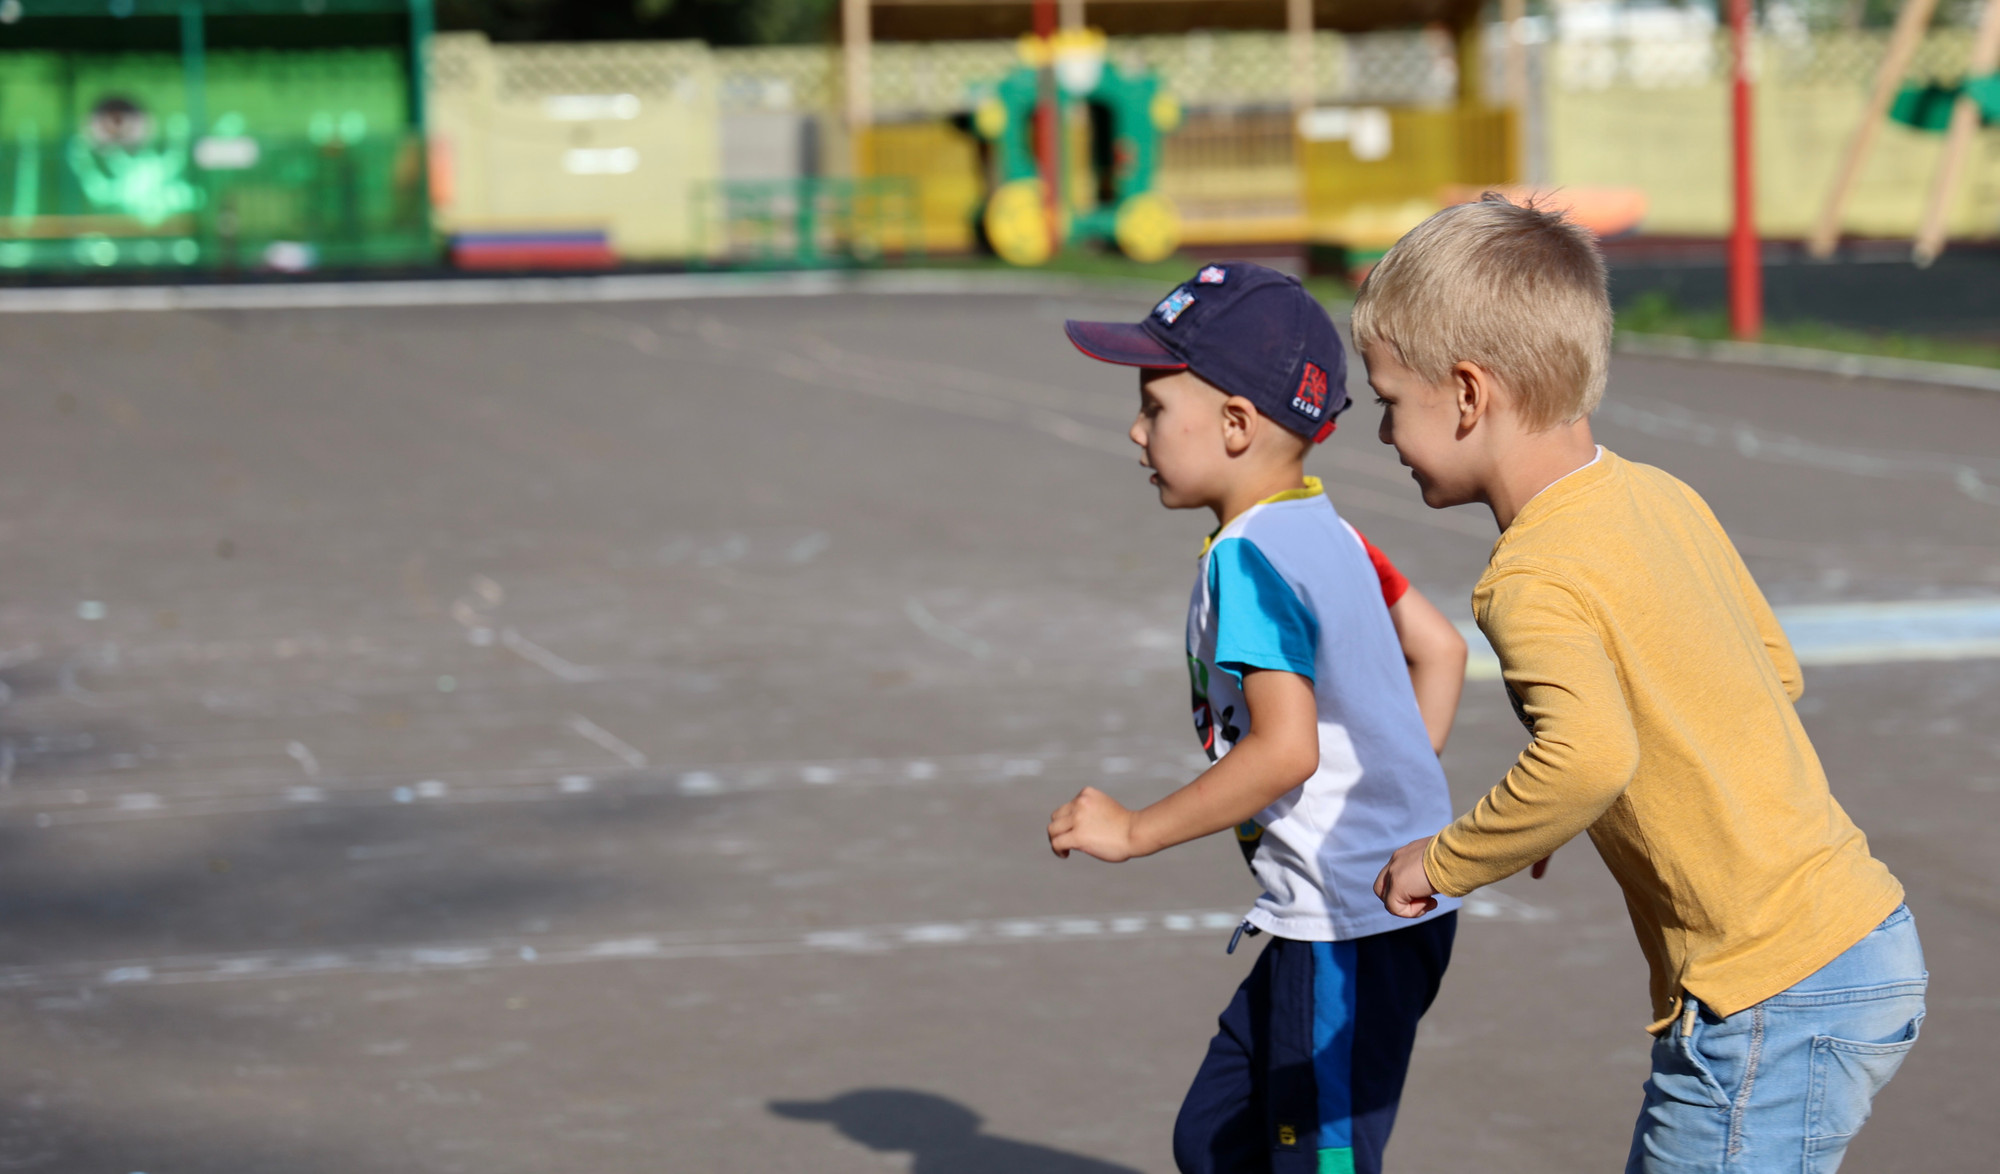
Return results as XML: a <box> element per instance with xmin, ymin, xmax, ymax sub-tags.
<box><xmin>1154</xmin><ymin>287</ymin><xmax>1196</xmax><ymax>326</ymax></box>
<box><xmin>1196</xmin><ymin>265</ymin><xmax>1227</xmax><ymax>285</ymax></box>
<box><xmin>1290</xmin><ymin>360</ymin><xmax>1329</xmax><ymax>421</ymax></box>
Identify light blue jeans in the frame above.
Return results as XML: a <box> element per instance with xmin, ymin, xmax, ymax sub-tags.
<box><xmin>1626</xmin><ymin>905</ymin><xmax>1926</xmax><ymax>1173</ymax></box>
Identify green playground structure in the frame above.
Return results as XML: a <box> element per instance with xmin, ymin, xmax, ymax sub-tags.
<box><xmin>966</xmin><ymin>30</ymin><xmax>1181</xmax><ymax>267</ymax></box>
<box><xmin>1889</xmin><ymin>74</ymin><xmax>2000</xmax><ymax>130</ymax></box>
<box><xmin>1811</xmin><ymin>0</ymin><xmax>2000</xmax><ymax>262</ymax></box>
<box><xmin>0</xmin><ymin>0</ymin><xmax>434</xmax><ymax>274</ymax></box>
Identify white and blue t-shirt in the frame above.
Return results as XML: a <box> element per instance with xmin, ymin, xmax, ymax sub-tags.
<box><xmin>1188</xmin><ymin>478</ymin><xmax>1460</xmax><ymax>941</ymax></box>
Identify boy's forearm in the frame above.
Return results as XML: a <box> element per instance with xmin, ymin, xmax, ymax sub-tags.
<box><xmin>1128</xmin><ymin>732</ymin><xmax>1316</xmax><ymax>857</ymax></box>
<box><xmin>1407</xmin><ymin>651</ymin><xmax>1466</xmax><ymax>754</ymax></box>
<box><xmin>1426</xmin><ymin>746</ymin><xmax>1632</xmax><ymax>895</ymax></box>
<box><xmin>1426</xmin><ymin>671</ymin><xmax>1641</xmax><ymax>893</ymax></box>
<box><xmin>1389</xmin><ymin>588</ymin><xmax>1468</xmax><ymax>753</ymax></box>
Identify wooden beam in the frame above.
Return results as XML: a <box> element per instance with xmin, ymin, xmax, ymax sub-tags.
<box><xmin>843</xmin><ymin>0</ymin><xmax>873</xmax><ymax>172</ymax></box>
<box><xmin>1501</xmin><ymin>0</ymin><xmax>1526</xmax><ymax>108</ymax></box>
<box><xmin>1456</xmin><ymin>16</ymin><xmax>1482</xmax><ymax>110</ymax></box>
<box><xmin>1914</xmin><ymin>0</ymin><xmax>2000</xmax><ymax>265</ymax></box>
<box><xmin>1501</xmin><ymin>0</ymin><xmax>1527</xmax><ymax>180</ymax></box>
<box><xmin>1288</xmin><ymin>0</ymin><xmax>1314</xmax><ymax>112</ymax></box>
<box><xmin>1809</xmin><ymin>0</ymin><xmax>1940</xmax><ymax>258</ymax></box>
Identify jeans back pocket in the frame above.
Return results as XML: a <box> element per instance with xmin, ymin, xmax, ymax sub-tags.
<box><xmin>1804</xmin><ymin>1013</ymin><xmax>1923</xmax><ymax>1172</ymax></box>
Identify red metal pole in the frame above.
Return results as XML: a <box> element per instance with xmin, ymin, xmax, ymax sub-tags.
<box><xmin>1033</xmin><ymin>0</ymin><xmax>1060</xmax><ymax>257</ymax></box>
<box><xmin>1728</xmin><ymin>0</ymin><xmax>1762</xmax><ymax>340</ymax></box>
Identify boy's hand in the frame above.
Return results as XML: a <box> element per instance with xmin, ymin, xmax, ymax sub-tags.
<box><xmin>1048</xmin><ymin>786</ymin><xmax>1139</xmax><ymax>862</ymax></box>
<box><xmin>1374</xmin><ymin>835</ymin><xmax>1441</xmax><ymax>917</ymax></box>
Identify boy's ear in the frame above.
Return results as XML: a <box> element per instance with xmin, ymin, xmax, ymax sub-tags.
<box><xmin>1220</xmin><ymin>395</ymin><xmax>1258</xmax><ymax>456</ymax></box>
<box><xmin>1452</xmin><ymin>361</ymin><xmax>1496</xmax><ymax>434</ymax></box>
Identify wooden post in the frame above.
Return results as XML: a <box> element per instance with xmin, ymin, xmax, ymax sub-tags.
<box><xmin>842</xmin><ymin>0</ymin><xmax>871</xmax><ymax>175</ymax></box>
<box><xmin>1913</xmin><ymin>0</ymin><xmax>2000</xmax><ymax>266</ymax></box>
<box><xmin>1502</xmin><ymin>0</ymin><xmax>1529</xmax><ymax>180</ymax></box>
<box><xmin>1456</xmin><ymin>18</ymin><xmax>1483</xmax><ymax>111</ymax></box>
<box><xmin>1288</xmin><ymin>0</ymin><xmax>1315</xmax><ymax>114</ymax></box>
<box><xmin>1728</xmin><ymin>0</ymin><xmax>1761</xmax><ymax>339</ymax></box>
<box><xmin>1502</xmin><ymin>0</ymin><xmax>1528</xmax><ymax>108</ymax></box>
<box><xmin>1809</xmin><ymin>0</ymin><xmax>1941</xmax><ymax>258</ymax></box>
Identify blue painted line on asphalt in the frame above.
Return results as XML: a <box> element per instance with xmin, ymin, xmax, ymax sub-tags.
<box><xmin>1461</xmin><ymin>598</ymin><xmax>2000</xmax><ymax>680</ymax></box>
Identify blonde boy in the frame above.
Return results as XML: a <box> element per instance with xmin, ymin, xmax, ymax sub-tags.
<box><xmin>1364</xmin><ymin>194</ymin><xmax>1923</xmax><ymax>1173</ymax></box>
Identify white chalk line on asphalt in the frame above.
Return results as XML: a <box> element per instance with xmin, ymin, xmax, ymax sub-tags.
<box><xmin>1459</xmin><ymin>597</ymin><xmax>2000</xmax><ymax>681</ymax></box>
<box><xmin>1</xmin><ymin>747</ymin><xmax>1212</xmax><ymax>828</ymax></box>
<box><xmin>3</xmin><ymin>894</ymin><xmax>1549</xmax><ymax>994</ymax></box>
<box><xmin>12</xmin><ymin>600</ymin><xmax>1998</xmax><ymax>822</ymax></box>
<box><xmin>564</xmin><ymin>714</ymin><xmax>649</xmax><ymax>769</ymax></box>
<box><xmin>904</xmin><ymin>597</ymin><xmax>995</xmax><ymax>660</ymax></box>
<box><xmin>13</xmin><ymin>594</ymin><xmax>1995</xmax><ymax>822</ymax></box>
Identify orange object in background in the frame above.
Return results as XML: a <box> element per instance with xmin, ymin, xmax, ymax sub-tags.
<box><xmin>1441</xmin><ymin>185</ymin><xmax>1649</xmax><ymax>239</ymax></box>
<box><xmin>1726</xmin><ymin>0</ymin><xmax>1762</xmax><ymax>339</ymax></box>
<box><xmin>428</xmin><ymin>135</ymin><xmax>456</xmax><ymax>211</ymax></box>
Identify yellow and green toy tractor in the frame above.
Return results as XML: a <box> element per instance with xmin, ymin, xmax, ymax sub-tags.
<box><xmin>970</xmin><ymin>30</ymin><xmax>1182</xmax><ymax>266</ymax></box>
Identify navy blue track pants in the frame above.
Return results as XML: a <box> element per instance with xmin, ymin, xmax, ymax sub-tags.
<box><xmin>1173</xmin><ymin>913</ymin><xmax>1456</xmax><ymax>1174</ymax></box>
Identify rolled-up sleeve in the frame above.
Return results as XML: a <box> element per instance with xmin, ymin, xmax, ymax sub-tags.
<box><xmin>1425</xmin><ymin>566</ymin><xmax>1642</xmax><ymax>897</ymax></box>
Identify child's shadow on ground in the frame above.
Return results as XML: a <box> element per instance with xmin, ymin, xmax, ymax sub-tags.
<box><xmin>770</xmin><ymin>1089</ymin><xmax>1142</xmax><ymax>1174</ymax></box>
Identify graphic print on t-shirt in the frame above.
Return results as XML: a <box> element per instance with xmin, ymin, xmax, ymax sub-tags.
<box><xmin>1188</xmin><ymin>656</ymin><xmax>1241</xmax><ymax>762</ymax></box>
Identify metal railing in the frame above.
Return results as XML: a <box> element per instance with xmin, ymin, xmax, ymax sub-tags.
<box><xmin>691</xmin><ymin>177</ymin><xmax>924</xmax><ymax>269</ymax></box>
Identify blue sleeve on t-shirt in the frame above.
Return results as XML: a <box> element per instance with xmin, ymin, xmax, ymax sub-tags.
<box><xmin>1207</xmin><ymin>538</ymin><xmax>1319</xmax><ymax>684</ymax></box>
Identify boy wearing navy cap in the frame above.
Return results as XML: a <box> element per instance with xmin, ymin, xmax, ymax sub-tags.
<box><xmin>1047</xmin><ymin>263</ymin><xmax>1466</xmax><ymax>1174</ymax></box>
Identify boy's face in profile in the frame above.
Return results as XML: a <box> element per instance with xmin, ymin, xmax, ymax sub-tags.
<box><xmin>1130</xmin><ymin>368</ymin><xmax>1233</xmax><ymax>510</ymax></box>
<box><xmin>1362</xmin><ymin>340</ymin><xmax>1482</xmax><ymax>510</ymax></box>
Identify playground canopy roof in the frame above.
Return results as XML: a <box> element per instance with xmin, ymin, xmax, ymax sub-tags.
<box><xmin>865</xmin><ymin>0</ymin><xmax>1486</xmax><ymax>40</ymax></box>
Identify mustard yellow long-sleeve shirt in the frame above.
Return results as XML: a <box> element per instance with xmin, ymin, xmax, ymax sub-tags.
<box><xmin>1425</xmin><ymin>449</ymin><xmax>1903</xmax><ymax>1033</ymax></box>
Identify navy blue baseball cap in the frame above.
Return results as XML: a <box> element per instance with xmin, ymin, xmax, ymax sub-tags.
<box><xmin>1064</xmin><ymin>262</ymin><xmax>1349</xmax><ymax>443</ymax></box>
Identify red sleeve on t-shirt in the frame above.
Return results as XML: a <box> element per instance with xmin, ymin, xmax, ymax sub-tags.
<box><xmin>1353</xmin><ymin>528</ymin><xmax>1410</xmax><ymax>607</ymax></box>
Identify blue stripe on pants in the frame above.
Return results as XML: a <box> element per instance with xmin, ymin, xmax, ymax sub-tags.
<box><xmin>1311</xmin><ymin>940</ymin><xmax>1359</xmax><ymax>1153</ymax></box>
<box><xmin>1171</xmin><ymin>914</ymin><xmax>1455</xmax><ymax>1174</ymax></box>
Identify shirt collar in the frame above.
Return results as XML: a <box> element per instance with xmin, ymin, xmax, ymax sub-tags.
<box><xmin>1538</xmin><ymin>445</ymin><xmax>1604</xmax><ymax>499</ymax></box>
<box><xmin>1507</xmin><ymin>446</ymin><xmax>1611</xmax><ymax>535</ymax></box>
<box><xmin>1201</xmin><ymin>476</ymin><xmax>1323</xmax><ymax>555</ymax></box>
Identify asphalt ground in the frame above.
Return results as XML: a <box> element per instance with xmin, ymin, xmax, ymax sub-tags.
<box><xmin>0</xmin><ymin>287</ymin><xmax>1995</xmax><ymax>1174</ymax></box>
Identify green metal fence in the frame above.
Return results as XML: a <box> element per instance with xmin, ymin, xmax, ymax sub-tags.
<box><xmin>691</xmin><ymin>177</ymin><xmax>924</xmax><ymax>269</ymax></box>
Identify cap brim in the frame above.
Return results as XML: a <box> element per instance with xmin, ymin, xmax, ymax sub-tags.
<box><xmin>1063</xmin><ymin>320</ymin><xmax>1186</xmax><ymax>369</ymax></box>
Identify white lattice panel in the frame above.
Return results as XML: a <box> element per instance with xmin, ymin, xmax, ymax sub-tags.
<box><xmin>714</xmin><ymin>45</ymin><xmax>838</xmax><ymax>113</ymax></box>
<box><xmin>1549</xmin><ymin>29</ymin><xmax>1979</xmax><ymax>93</ymax></box>
<box><xmin>489</xmin><ymin>40</ymin><xmax>713</xmax><ymax>101</ymax></box>
<box><xmin>870</xmin><ymin>41</ymin><xmax>1017</xmax><ymax>117</ymax></box>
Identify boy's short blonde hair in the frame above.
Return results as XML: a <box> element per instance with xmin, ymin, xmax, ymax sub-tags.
<box><xmin>1351</xmin><ymin>193</ymin><xmax>1611</xmax><ymax>430</ymax></box>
